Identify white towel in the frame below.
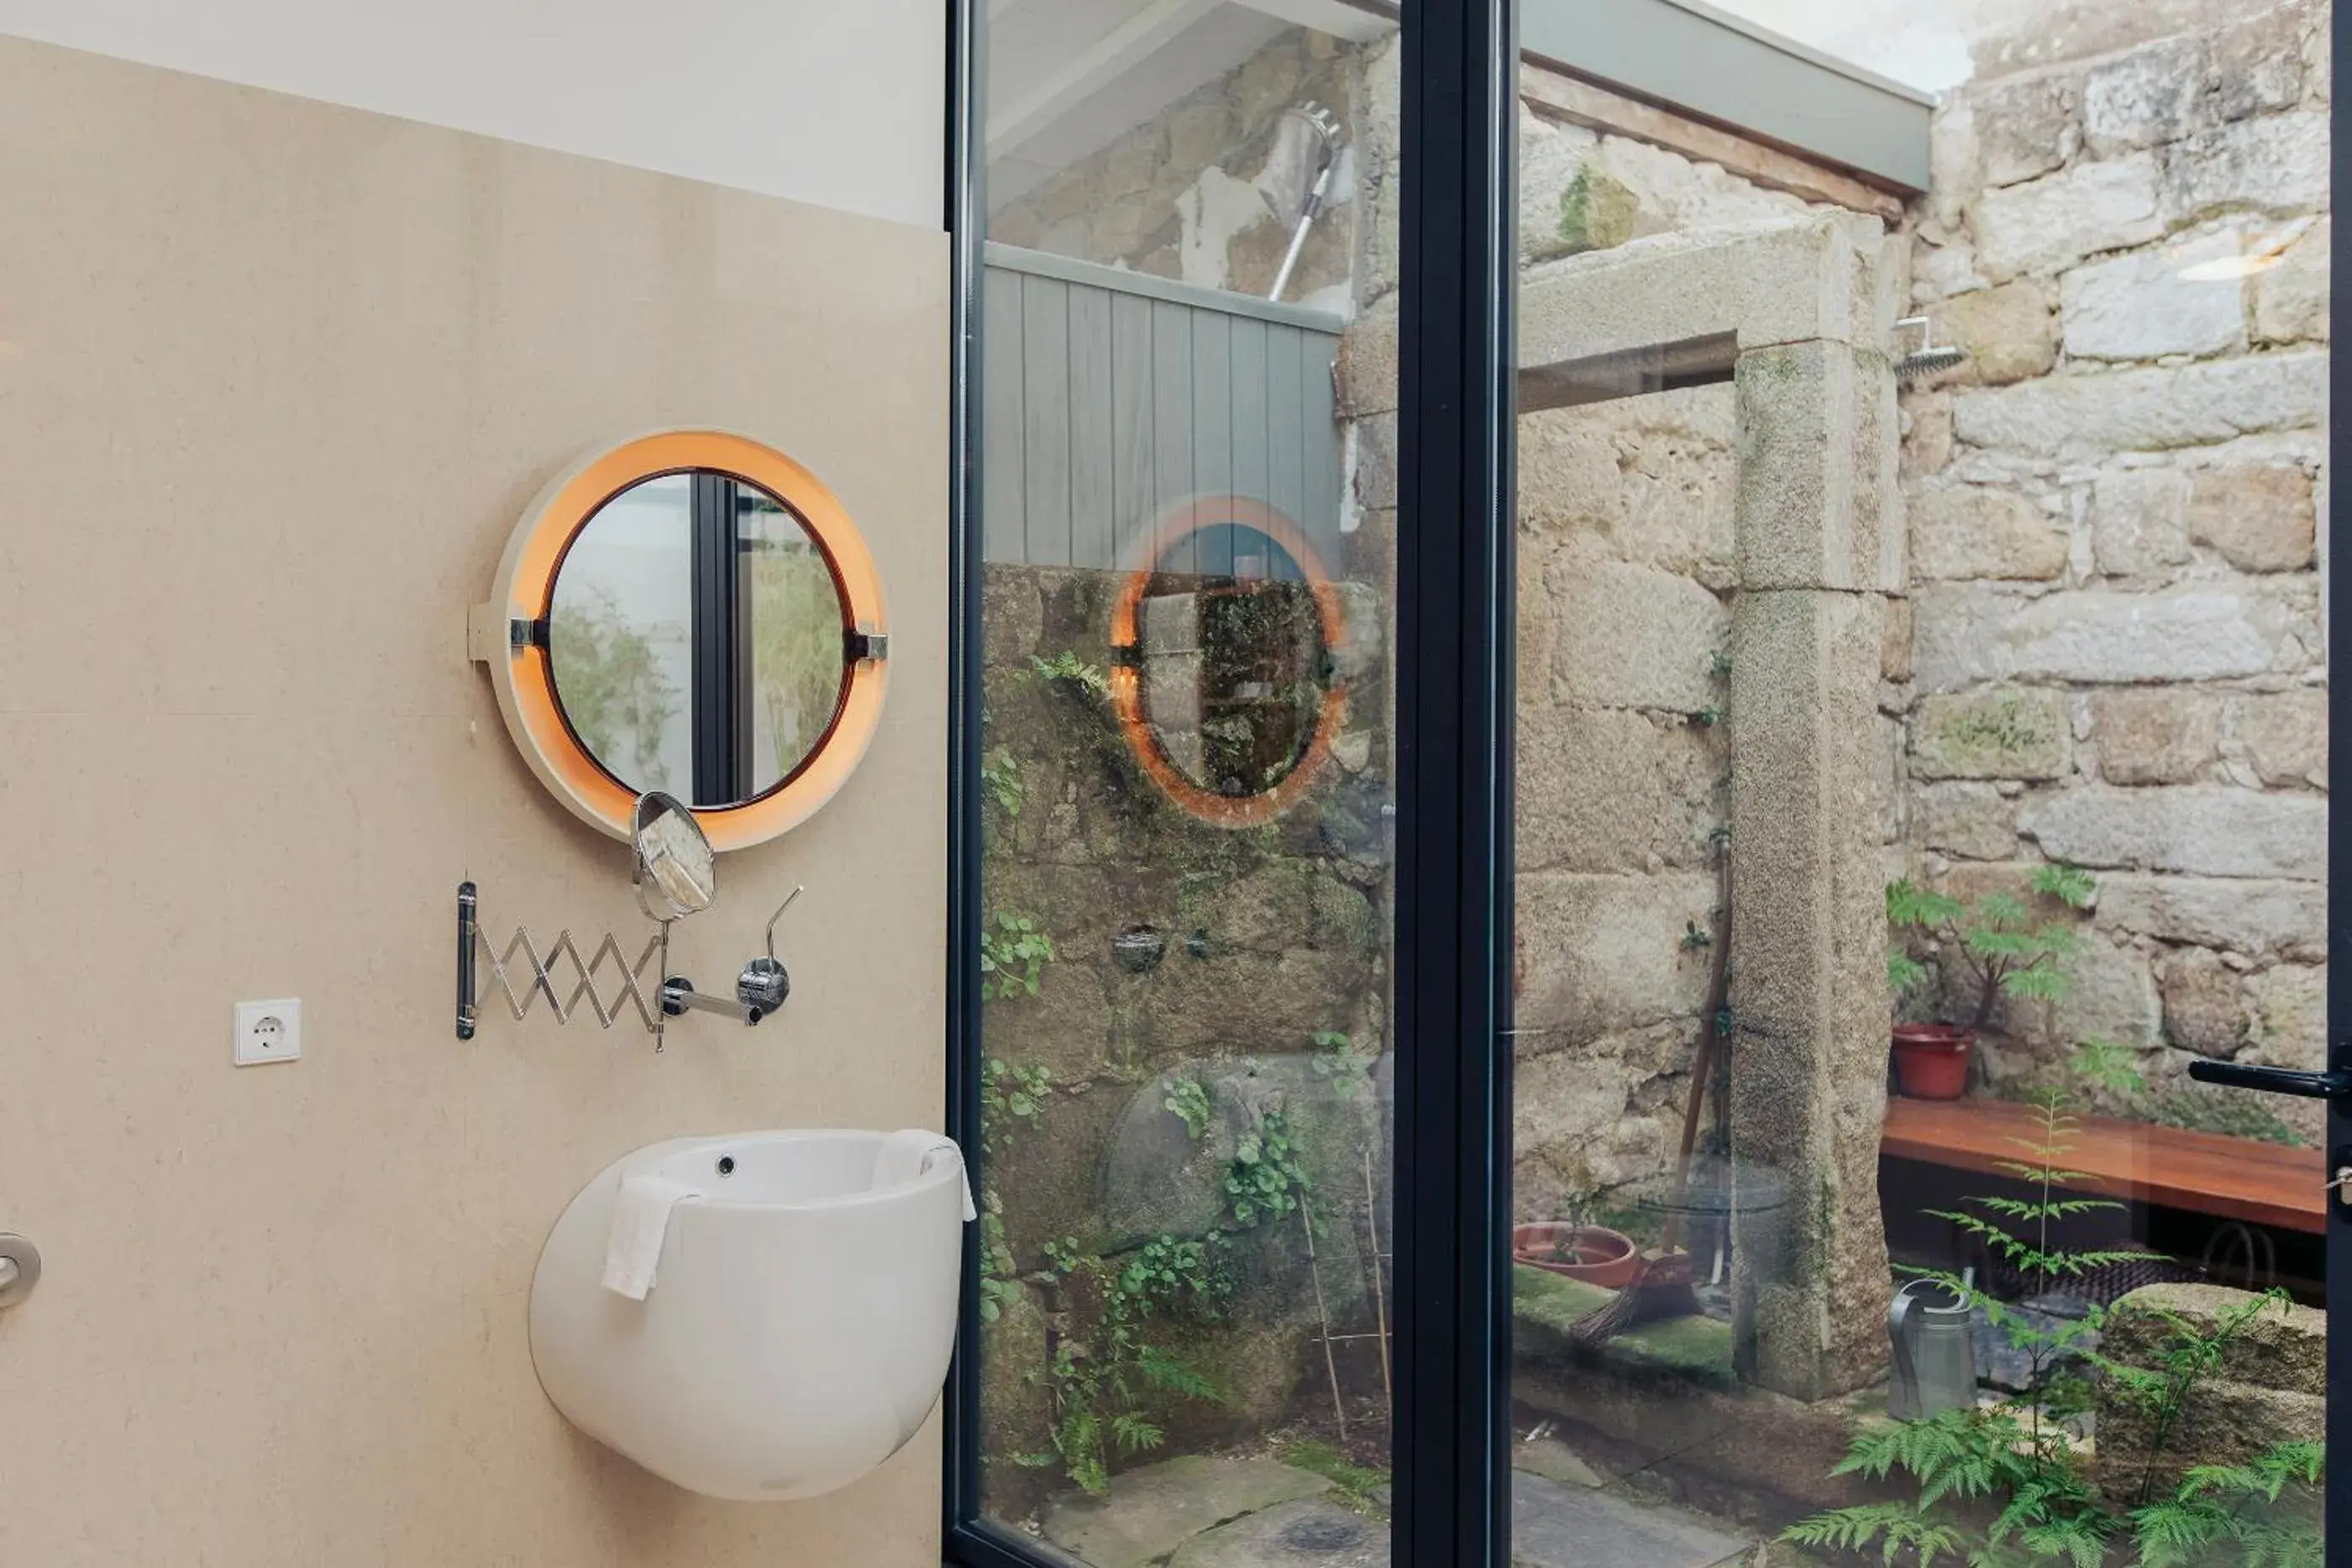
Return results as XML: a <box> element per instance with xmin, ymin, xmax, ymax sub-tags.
<box><xmin>602</xmin><ymin>1173</ymin><xmax>702</xmax><ymax>1300</ymax></box>
<box><xmin>874</xmin><ymin>1129</ymin><xmax>977</xmax><ymax>1222</ymax></box>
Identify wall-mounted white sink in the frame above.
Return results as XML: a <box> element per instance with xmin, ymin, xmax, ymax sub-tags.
<box><xmin>528</xmin><ymin>1129</ymin><xmax>968</xmax><ymax>1501</ymax></box>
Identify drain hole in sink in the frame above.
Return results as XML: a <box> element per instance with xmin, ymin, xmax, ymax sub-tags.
<box><xmin>716</xmin><ymin>1156</ymin><xmax>736</xmax><ymax>1177</ymax></box>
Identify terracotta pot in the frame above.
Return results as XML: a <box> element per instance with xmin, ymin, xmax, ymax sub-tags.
<box><xmin>1509</xmin><ymin>1222</ymin><xmax>1641</xmax><ymax>1288</ymax></box>
<box><xmin>1891</xmin><ymin>1024</ymin><xmax>1975</xmax><ymax>1100</ymax></box>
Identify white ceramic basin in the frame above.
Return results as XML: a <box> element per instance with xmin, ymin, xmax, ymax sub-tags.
<box><xmin>528</xmin><ymin>1130</ymin><xmax>966</xmax><ymax>1500</ymax></box>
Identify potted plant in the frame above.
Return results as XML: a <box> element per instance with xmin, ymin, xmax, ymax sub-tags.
<box><xmin>1884</xmin><ymin>863</ymin><xmax>2095</xmax><ymax>1099</ymax></box>
<box><xmin>1510</xmin><ymin>1197</ymin><xmax>1641</xmax><ymax>1289</ymax></box>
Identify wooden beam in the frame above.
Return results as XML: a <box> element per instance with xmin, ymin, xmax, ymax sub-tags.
<box><xmin>1519</xmin><ymin>61</ymin><xmax>1907</xmax><ymax>223</ymax></box>
<box><xmin>986</xmin><ymin>0</ymin><xmax>1220</xmax><ymax>155</ymax></box>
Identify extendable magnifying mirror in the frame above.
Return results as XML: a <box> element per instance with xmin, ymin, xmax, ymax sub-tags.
<box><xmin>633</xmin><ymin>790</ymin><xmax>718</xmax><ymax>925</ymax></box>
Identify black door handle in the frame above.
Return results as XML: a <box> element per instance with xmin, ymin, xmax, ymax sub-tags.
<box><xmin>2187</xmin><ymin>1060</ymin><xmax>2352</xmax><ymax>1103</ymax></box>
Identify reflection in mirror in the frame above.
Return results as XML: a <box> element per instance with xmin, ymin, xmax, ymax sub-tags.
<box><xmin>740</xmin><ymin>488</ymin><xmax>850</xmax><ymax>795</ymax></box>
<box><xmin>546</xmin><ymin>470</ymin><xmax>852</xmax><ymax>810</ymax></box>
<box><xmin>632</xmin><ymin>791</ymin><xmax>716</xmax><ymax>923</ymax></box>
<box><xmin>1132</xmin><ymin>526</ymin><xmax>1328</xmax><ymax>800</ymax></box>
<box><xmin>548</xmin><ymin>474</ymin><xmax>692</xmax><ymax>799</ymax></box>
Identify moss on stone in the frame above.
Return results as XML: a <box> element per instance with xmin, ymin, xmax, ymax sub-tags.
<box><xmin>1511</xmin><ymin>1263</ymin><xmax>1737</xmax><ymax>1386</ymax></box>
<box><xmin>1557</xmin><ymin>167</ymin><xmax>1638</xmax><ymax>256</ymax></box>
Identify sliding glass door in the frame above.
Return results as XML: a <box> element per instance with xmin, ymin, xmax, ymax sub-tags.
<box><xmin>945</xmin><ymin>0</ymin><xmax>1513</xmax><ymax>1563</ymax></box>
<box><xmin>1500</xmin><ymin>4</ymin><xmax>2339</xmax><ymax>1565</ymax></box>
<box><xmin>952</xmin><ymin>3</ymin><xmax>2344</xmax><ymax>1566</ymax></box>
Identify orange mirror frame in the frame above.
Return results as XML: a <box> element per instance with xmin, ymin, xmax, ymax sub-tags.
<box><xmin>1107</xmin><ymin>497</ymin><xmax>1347</xmax><ymax>830</ymax></box>
<box><xmin>468</xmin><ymin>430</ymin><xmax>889</xmax><ymax>852</ymax></box>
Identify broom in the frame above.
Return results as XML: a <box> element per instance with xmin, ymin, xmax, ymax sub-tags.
<box><xmin>1567</xmin><ymin>845</ymin><xmax>1730</xmax><ymax>1347</ymax></box>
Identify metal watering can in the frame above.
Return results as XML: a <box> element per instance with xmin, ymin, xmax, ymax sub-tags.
<box><xmin>1887</xmin><ymin>1276</ymin><xmax>1977</xmax><ymax>1419</ymax></box>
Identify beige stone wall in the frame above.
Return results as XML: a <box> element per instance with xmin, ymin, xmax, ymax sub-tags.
<box><xmin>1513</xmin><ymin>385</ymin><xmax>1736</xmax><ymax>1213</ymax></box>
<box><xmin>1898</xmin><ymin>0</ymin><xmax>2331</xmax><ymax>1135</ymax></box>
<box><xmin>0</xmin><ymin>39</ymin><xmax>949</xmax><ymax>1565</ymax></box>
<box><xmin>1494</xmin><ymin>96</ymin><xmax>1852</xmax><ymax>1221</ymax></box>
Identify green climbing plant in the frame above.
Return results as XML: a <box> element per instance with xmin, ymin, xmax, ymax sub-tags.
<box><xmin>1223</xmin><ymin>1107</ymin><xmax>1312</xmax><ymax>1230</ymax></box>
<box><xmin>1784</xmin><ymin>1044</ymin><xmax>2323</xmax><ymax>1565</ymax></box>
<box><xmin>979</xmin><ymin>911</ymin><xmax>1057</xmax><ymax>1001</ymax></box>
<box><xmin>1309</xmin><ymin>1030</ymin><xmax>1373</xmax><ymax>1100</ymax></box>
<box><xmin>981</xmin><ymin>747</ymin><xmax>1026</xmax><ymax>820</ymax></box>
<box><xmin>1163</xmin><ymin>1077</ymin><xmax>1213</xmax><ymax>1141</ymax></box>
<box><xmin>975</xmin><ymin>1058</ymin><xmax>1053</xmax><ymax>1325</ymax></box>
<box><xmin>980</xmin><ymin>1058</ymin><xmax>1051</xmax><ymax>1158</ymax></box>
<box><xmin>1021</xmin><ymin>1233</ymin><xmax>1232</xmax><ymax>1495</ymax></box>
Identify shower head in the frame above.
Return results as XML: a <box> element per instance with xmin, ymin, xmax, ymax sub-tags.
<box><xmin>1284</xmin><ymin>102</ymin><xmax>1343</xmax><ymax>156</ymax></box>
<box><xmin>1893</xmin><ymin>315</ymin><xmax>1969</xmax><ymax>384</ymax></box>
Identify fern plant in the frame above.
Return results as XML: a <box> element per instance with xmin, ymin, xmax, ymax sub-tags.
<box><xmin>1784</xmin><ymin>1046</ymin><xmax>2323</xmax><ymax>1565</ymax></box>
<box><xmin>1887</xmin><ymin>863</ymin><xmax>2096</xmax><ymax>1030</ymax></box>
<box><xmin>1020</xmin><ymin>1233</ymin><xmax>1231</xmax><ymax>1494</ymax></box>
<box><xmin>1031</xmin><ymin>649</ymin><xmax>1111</xmax><ymax>701</ymax></box>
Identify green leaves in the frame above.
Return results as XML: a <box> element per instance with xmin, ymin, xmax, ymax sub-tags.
<box><xmin>1310</xmin><ymin>1030</ymin><xmax>1372</xmax><ymax>1099</ymax></box>
<box><xmin>2070</xmin><ymin>1039</ymin><xmax>2147</xmax><ymax>1099</ymax></box>
<box><xmin>980</xmin><ymin>747</ymin><xmax>1026</xmax><ymax>820</ymax></box>
<box><xmin>1798</xmin><ymin>1057</ymin><xmax>2326</xmax><ymax>1566</ymax></box>
<box><xmin>1223</xmin><ymin>1109</ymin><xmax>1311</xmax><ymax>1230</ymax></box>
<box><xmin>2033</xmin><ymin>863</ymin><xmax>2098</xmax><ymax>910</ymax></box>
<box><xmin>2129</xmin><ymin>1442</ymin><xmax>2326</xmax><ymax>1567</ymax></box>
<box><xmin>1030</xmin><ymin>649</ymin><xmax>1111</xmax><ymax>700</ymax></box>
<box><xmin>1163</xmin><ymin>1077</ymin><xmax>1213</xmax><ymax>1141</ymax></box>
<box><xmin>1025</xmin><ymin>1232</ymin><xmax>1231</xmax><ymax>1496</ymax></box>
<box><xmin>979</xmin><ymin>910</ymin><xmax>1057</xmax><ymax>1001</ymax></box>
<box><xmin>1887</xmin><ymin>878</ymin><xmax>1966</xmax><ymax>930</ymax></box>
<box><xmin>1781</xmin><ymin>1502</ymin><xmax>1969</xmax><ymax>1565</ymax></box>
<box><xmin>1884</xmin><ymin>865</ymin><xmax>2096</xmax><ymax>1027</ymax></box>
<box><xmin>979</xmin><ymin>1058</ymin><xmax>1052</xmax><ymax>1156</ymax></box>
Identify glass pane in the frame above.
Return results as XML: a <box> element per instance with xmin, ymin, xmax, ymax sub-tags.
<box><xmin>547</xmin><ymin>472</ymin><xmax>694</xmax><ymax>798</ymax></box>
<box><xmin>975</xmin><ymin>4</ymin><xmax>1399</xmax><ymax>1561</ymax></box>
<box><xmin>1509</xmin><ymin>6</ymin><xmax>2329</xmax><ymax>1565</ymax></box>
<box><xmin>741</xmin><ymin>487</ymin><xmax>848</xmax><ymax>794</ymax></box>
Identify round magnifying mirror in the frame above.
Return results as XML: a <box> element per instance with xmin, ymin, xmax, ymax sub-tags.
<box><xmin>1130</xmin><ymin>523</ymin><xmax>1333</xmax><ymax>802</ymax></box>
<box><xmin>633</xmin><ymin>791</ymin><xmax>717</xmax><ymax>923</ymax></box>
<box><xmin>544</xmin><ymin>469</ymin><xmax>854</xmax><ymax>810</ymax></box>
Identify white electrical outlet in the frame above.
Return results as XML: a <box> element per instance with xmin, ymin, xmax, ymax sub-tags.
<box><xmin>234</xmin><ymin>999</ymin><xmax>302</xmax><ymax>1066</ymax></box>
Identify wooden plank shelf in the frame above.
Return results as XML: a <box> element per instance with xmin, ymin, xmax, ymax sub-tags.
<box><xmin>1882</xmin><ymin>1095</ymin><xmax>2328</xmax><ymax>1235</ymax></box>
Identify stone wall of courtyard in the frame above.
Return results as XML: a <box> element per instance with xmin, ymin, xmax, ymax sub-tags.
<box><xmin>1896</xmin><ymin>0</ymin><xmax>2332</xmax><ymax>1138</ymax></box>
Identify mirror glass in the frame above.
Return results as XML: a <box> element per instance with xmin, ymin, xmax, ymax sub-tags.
<box><xmin>547</xmin><ymin>470</ymin><xmax>851</xmax><ymax>810</ymax></box>
<box><xmin>1132</xmin><ymin>525</ymin><xmax>1329</xmax><ymax>800</ymax></box>
<box><xmin>632</xmin><ymin>791</ymin><xmax>717</xmax><ymax>922</ymax></box>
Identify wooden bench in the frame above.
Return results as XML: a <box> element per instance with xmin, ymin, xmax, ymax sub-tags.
<box><xmin>1881</xmin><ymin>1096</ymin><xmax>2327</xmax><ymax>1235</ymax></box>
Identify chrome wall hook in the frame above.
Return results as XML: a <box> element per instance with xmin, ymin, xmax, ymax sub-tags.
<box><xmin>735</xmin><ymin>884</ymin><xmax>805</xmax><ymax>1017</ymax></box>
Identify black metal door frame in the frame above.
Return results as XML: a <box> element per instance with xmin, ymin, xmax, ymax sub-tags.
<box><xmin>940</xmin><ymin>0</ymin><xmax>1518</xmax><ymax>1563</ymax></box>
<box><xmin>2330</xmin><ymin>18</ymin><xmax>2347</xmax><ymax>1546</ymax></box>
<box><xmin>2184</xmin><ymin>8</ymin><xmax>2349</xmax><ymax>1549</ymax></box>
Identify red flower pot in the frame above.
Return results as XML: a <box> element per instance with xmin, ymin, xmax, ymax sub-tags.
<box><xmin>1891</xmin><ymin>1024</ymin><xmax>1975</xmax><ymax>1100</ymax></box>
<box><xmin>1510</xmin><ymin>1222</ymin><xmax>1641</xmax><ymax>1288</ymax></box>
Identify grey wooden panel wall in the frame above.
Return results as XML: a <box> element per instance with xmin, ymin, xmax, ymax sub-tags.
<box><xmin>981</xmin><ymin>245</ymin><xmax>1347</xmax><ymax>577</ymax></box>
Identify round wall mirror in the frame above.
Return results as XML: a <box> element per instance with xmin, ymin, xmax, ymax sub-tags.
<box><xmin>1110</xmin><ymin>500</ymin><xmax>1347</xmax><ymax>828</ymax></box>
<box><xmin>474</xmin><ymin>431</ymin><xmax>889</xmax><ymax>851</ymax></box>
